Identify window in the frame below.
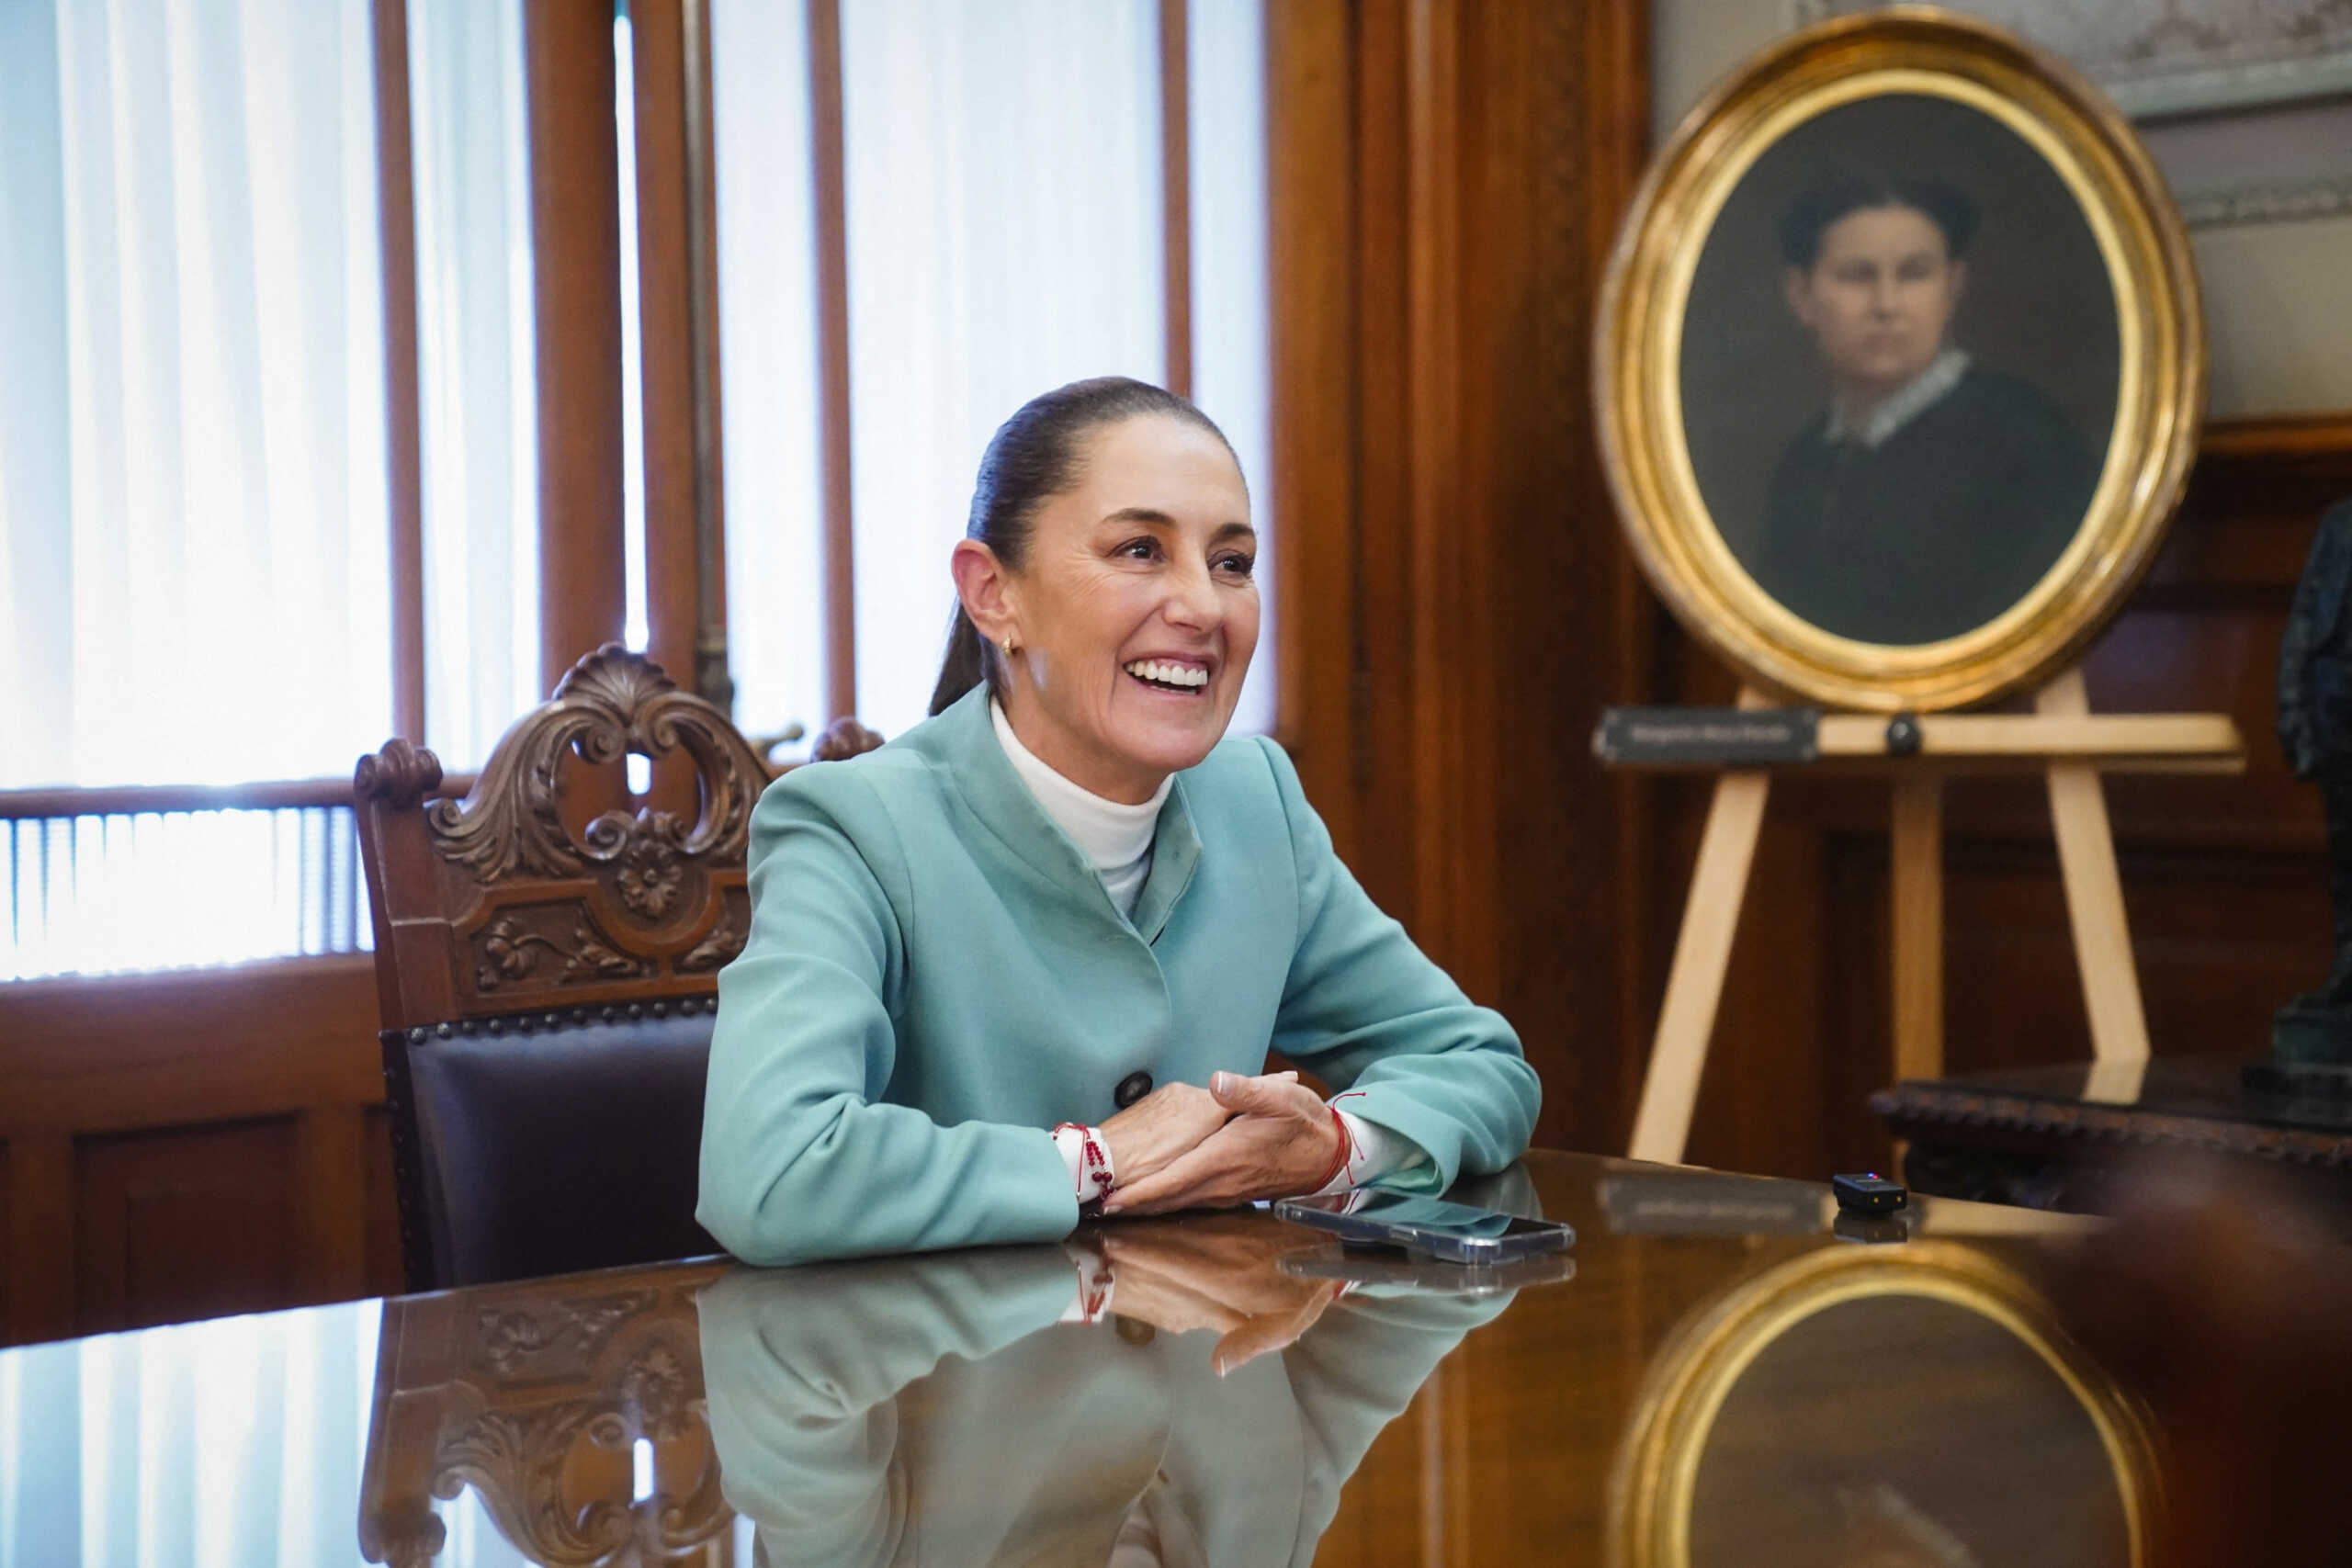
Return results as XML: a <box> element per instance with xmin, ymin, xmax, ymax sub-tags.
<box><xmin>0</xmin><ymin>0</ymin><xmax>537</xmax><ymax>978</ymax></box>
<box><xmin>0</xmin><ymin>0</ymin><xmax>393</xmax><ymax>792</ymax></box>
<box><xmin>0</xmin><ymin>0</ymin><xmax>392</xmax><ymax>978</ymax></box>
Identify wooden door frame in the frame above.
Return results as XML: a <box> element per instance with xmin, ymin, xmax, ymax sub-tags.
<box><xmin>1266</xmin><ymin>0</ymin><xmax>1655</xmax><ymax>1154</ymax></box>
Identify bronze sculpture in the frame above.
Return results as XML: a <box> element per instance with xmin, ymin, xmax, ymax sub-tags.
<box><xmin>2273</xmin><ymin>497</ymin><xmax>2352</xmax><ymax>1074</ymax></box>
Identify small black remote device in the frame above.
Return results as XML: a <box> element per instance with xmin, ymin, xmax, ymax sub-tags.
<box><xmin>1832</xmin><ymin>1172</ymin><xmax>1907</xmax><ymax>1215</ymax></box>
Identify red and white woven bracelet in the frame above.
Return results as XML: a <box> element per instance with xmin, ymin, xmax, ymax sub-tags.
<box><xmin>1052</xmin><ymin>1122</ymin><xmax>1115</xmax><ymax>1209</ymax></box>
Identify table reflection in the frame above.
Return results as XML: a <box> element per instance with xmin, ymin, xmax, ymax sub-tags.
<box><xmin>358</xmin><ymin>1262</ymin><xmax>733</xmax><ymax>1567</ymax></box>
<box><xmin>700</xmin><ymin>1212</ymin><xmax>1517</xmax><ymax>1567</ymax></box>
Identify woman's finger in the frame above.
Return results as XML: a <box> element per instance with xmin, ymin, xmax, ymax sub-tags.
<box><xmin>1208</xmin><ymin>1070</ymin><xmax>1314</xmax><ymax>1118</ymax></box>
<box><xmin>1103</xmin><ymin>1264</ymin><xmax>1250</xmax><ymax>1335</ymax></box>
<box><xmin>1102</xmin><ymin>1144</ymin><xmax>1231</xmax><ymax>1213</ymax></box>
<box><xmin>1108</xmin><ymin>1135</ymin><xmax>1268</xmax><ymax>1214</ymax></box>
<box><xmin>1210</xmin><ymin>1292</ymin><xmax>1337</xmax><ymax>1375</ymax></box>
<box><xmin>1099</xmin><ymin>1084</ymin><xmax>1235</xmax><ymax>1185</ymax></box>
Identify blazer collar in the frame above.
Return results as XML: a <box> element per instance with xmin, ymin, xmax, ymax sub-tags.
<box><xmin>933</xmin><ymin>685</ymin><xmax>1201</xmax><ymax>942</ymax></box>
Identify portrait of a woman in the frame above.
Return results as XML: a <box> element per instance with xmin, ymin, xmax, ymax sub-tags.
<box><xmin>1746</xmin><ymin>174</ymin><xmax>2098</xmax><ymax>645</ymax></box>
<box><xmin>697</xmin><ymin>377</ymin><xmax>1539</xmax><ymax>1265</ymax></box>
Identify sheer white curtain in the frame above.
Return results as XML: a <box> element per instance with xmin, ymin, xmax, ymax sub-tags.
<box><xmin>842</xmin><ymin>0</ymin><xmax>1167</xmax><ymax>739</ymax></box>
<box><xmin>1189</xmin><ymin>0</ymin><xmax>1274</xmax><ymax>736</ymax></box>
<box><xmin>0</xmin><ymin>0</ymin><xmax>386</xmax><ymax>976</ymax></box>
<box><xmin>0</xmin><ymin>0</ymin><xmax>390</xmax><ymax>790</ymax></box>
<box><xmin>711</xmin><ymin>0</ymin><xmax>828</xmax><ymax>750</ymax></box>
<box><xmin>407</xmin><ymin>0</ymin><xmax>542</xmax><ymax>773</ymax></box>
<box><xmin>0</xmin><ymin>2</ymin><xmax>74</xmax><ymax>783</ymax></box>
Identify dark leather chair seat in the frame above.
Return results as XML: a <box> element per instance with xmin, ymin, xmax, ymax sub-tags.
<box><xmin>390</xmin><ymin>1002</ymin><xmax>721</xmax><ymax>1288</ymax></box>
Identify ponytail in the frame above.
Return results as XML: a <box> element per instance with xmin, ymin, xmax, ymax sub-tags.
<box><xmin>927</xmin><ymin>604</ymin><xmax>991</xmax><ymax>717</ymax></box>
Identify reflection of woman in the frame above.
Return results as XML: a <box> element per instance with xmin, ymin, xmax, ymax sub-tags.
<box><xmin>697</xmin><ymin>1221</ymin><xmax>1511</xmax><ymax>1566</ymax></box>
<box><xmin>698</xmin><ymin>378</ymin><xmax>1538</xmax><ymax>1265</ymax></box>
<box><xmin>1752</xmin><ymin>176</ymin><xmax>2096</xmax><ymax>645</ymax></box>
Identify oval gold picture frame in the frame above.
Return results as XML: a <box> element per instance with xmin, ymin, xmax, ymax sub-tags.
<box><xmin>1606</xmin><ymin>1242</ymin><xmax>2159</xmax><ymax>1568</ymax></box>
<box><xmin>1595</xmin><ymin>6</ymin><xmax>2204</xmax><ymax>712</ymax></box>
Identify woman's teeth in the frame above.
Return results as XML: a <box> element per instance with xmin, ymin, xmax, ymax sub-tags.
<box><xmin>1123</xmin><ymin>660</ymin><xmax>1208</xmax><ymax>690</ymax></box>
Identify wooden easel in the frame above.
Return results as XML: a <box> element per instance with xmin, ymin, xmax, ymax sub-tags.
<box><xmin>1623</xmin><ymin>666</ymin><xmax>2245</xmax><ymax>1166</ymax></box>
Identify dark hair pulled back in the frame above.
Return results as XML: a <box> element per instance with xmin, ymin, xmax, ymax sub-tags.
<box><xmin>1779</xmin><ymin>173</ymin><xmax>1980</xmax><ymax>270</ymax></box>
<box><xmin>927</xmin><ymin>376</ymin><xmax>1236</xmax><ymax>716</ymax></box>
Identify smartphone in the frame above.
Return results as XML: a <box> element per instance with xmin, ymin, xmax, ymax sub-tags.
<box><xmin>1278</xmin><ymin>1244</ymin><xmax>1575</xmax><ymax>1295</ymax></box>
<box><xmin>1272</xmin><ymin>1190</ymin><xmax>1576</xmax><ymax>1264</ymax></box>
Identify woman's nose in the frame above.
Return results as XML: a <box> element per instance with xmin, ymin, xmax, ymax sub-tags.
<box><xmin>1163</xmin><ymin>560</ymin><xmax>1220</xmax><ymax>628</ymax></box>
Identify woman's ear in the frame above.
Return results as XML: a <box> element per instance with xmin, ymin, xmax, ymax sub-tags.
<box><xmin>951</xmin><ymin>539</ymin><xmax>1020</xmax><ymax>649</ymax></box>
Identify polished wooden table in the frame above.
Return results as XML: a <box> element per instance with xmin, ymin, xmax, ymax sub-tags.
<box><xmin>0</xmin><ymin>1150</ymin><xmax>2147</xmax><ymax>1567</ymax></box>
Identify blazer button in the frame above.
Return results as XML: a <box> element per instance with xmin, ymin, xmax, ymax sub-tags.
<box><xmin>1114</xmin><ymin>1071</ymin><xmax>1153</xmax><ymax>1109</ymax></box>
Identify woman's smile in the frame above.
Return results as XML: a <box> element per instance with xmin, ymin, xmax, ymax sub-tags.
<box><xmin>1121</xmin><ymin>656</ymin><xmax>1212</xmax><ymax>694</ymax></box>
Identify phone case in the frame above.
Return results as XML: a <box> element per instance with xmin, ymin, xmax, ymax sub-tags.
<box><xmin>1272</xmin><ymin>1193</ymin><xmax>1576</xmax><ymax>1263</ymax></box>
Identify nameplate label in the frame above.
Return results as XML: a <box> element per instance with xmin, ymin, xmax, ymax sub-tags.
<box><xmin>1597</xmin><ymin>1175</ymin><xmax>1824</xmax><ymax>1235</ymax></box>
<box><xmin>1593</xmin><ymin>706</ymin><xmax>1819</xmax><ymax>764</ymax></box>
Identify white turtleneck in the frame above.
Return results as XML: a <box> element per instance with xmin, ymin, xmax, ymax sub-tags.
<box><xmin>990</xmin><ymin>698</ymin><xmax>1170</xmax><ymax>916</ymax></box>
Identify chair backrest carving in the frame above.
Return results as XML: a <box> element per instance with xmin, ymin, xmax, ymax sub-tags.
<box><xmin>354</xmin><ymin>645</ymin><xmax>881</xmax><ymax>1291</ymax></box>
<box><xmin>355</xmin><ymin>644</ymin><xmax>775</xmax><ymax>1030</ymax></box>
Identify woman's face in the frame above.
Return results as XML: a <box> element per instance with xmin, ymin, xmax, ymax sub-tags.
<box><xmin>1783</xmin><ymin>204</ymin><xmax>1966</xmax><ymax>401</ymax></box>
<box><xmin>981</xmin><ymin>413</ymin><xmax>1259</xmax><ymax>803</ymax></box>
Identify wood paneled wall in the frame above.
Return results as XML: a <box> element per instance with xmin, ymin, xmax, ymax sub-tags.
<box><xmin>1268</xmin><ymin>0</ymin><xmax>1656</xmax><ymax>1159</ymax></box>
<box><xmin>0</xmin><ymin>960</ymin><xmax>401</xmax><ymax>1346</ymax></box>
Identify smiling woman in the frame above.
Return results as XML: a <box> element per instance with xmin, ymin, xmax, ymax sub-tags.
<box><xmin>695</xmin><ymin>378</ymin><xmax>1539</xmax><ymax>1266</ymax></box>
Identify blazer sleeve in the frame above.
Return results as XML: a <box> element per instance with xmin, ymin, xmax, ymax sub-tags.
<box><xmin>1258</xmin><ymin>738</ymin><xmax>1540</xmax><ymax>1192</ymax></box>
<box><xmin>696</xmin><ymin>765</ymin><xmax>1076</xmax><ymax>1266</ymax></box>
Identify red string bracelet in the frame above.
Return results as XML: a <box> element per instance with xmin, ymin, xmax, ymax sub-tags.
<box><xmin>1309</xmin><ymin>1104</ymin><xmax>1353</xmax><ymax>1192</ymax></box>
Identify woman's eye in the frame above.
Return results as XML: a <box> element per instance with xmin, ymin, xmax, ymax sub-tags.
<box><xmin>1216</xmin><ymin>554</ymin><xmax>1256</xmax><ymax>579</ymax></box>
<box><xmin>1115</xmin><ymin>538</ymin><xmax>1158</xmax><ymax>561</ymax></box>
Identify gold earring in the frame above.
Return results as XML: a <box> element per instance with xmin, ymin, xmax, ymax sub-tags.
<box><xmin>1003</xmin><ymin>637</ymin><xmax>1019</xmax><ymax>659</ymax></box>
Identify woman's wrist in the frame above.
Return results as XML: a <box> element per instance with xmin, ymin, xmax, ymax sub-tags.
<box><xmin>1051</xmin><ymin>1122</ymin><xmax>1114</xmax><ymax>1208</ymax></box>
<box><xmin>1304</xmin><ymin>1104</ymin><xmax>1352</xmax><ymax>1194</ymax></box>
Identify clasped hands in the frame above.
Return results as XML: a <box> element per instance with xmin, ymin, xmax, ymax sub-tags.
<box><xmin>1095</xmin><ymin>1068</ymin><xmax>1342</xmax><ymax>1216</ymax></box>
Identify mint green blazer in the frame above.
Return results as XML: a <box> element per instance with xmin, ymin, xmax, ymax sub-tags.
<box><xmin>697</xmin><ymin>684</ymin><xmax>1539</xmax><ymax>1265</ymax></box>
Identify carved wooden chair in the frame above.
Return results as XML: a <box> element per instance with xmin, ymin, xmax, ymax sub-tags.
<box><xmin>355</xmin><ymin>644</ymin><xmax>881</xmax><ymax>1292</ymax></box>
